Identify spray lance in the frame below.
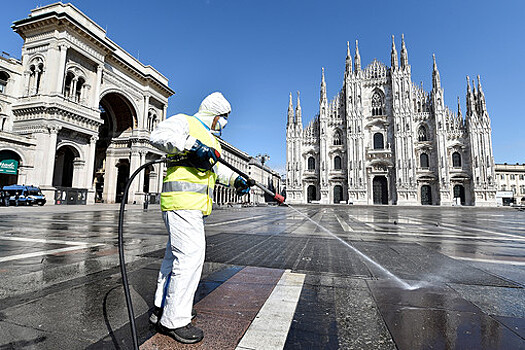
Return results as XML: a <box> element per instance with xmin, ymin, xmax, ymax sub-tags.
<box><xmin>117</xmin><ymin>153</ymin><xmax>284</xmax><ymax>350</ymax></box>
<box><xmin>216</xmin><ymin>157</ymin><xmax>285</xmax><ymax>205</ymax></box>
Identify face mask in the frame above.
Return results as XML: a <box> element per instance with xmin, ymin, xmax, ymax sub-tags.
<box><xmin>212</xmin><ymin>116</ymin><xmax>228</xmax><ymax>136</ymax></box>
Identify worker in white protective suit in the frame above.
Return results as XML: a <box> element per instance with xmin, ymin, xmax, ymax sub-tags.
<box><xmin>148</xmin><ymin>92</ymin><xmax>250</xmax><ymax>344</ymax></box>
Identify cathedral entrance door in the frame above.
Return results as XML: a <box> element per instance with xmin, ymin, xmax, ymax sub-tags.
<box><xmin>334</xmin><ymin>185</ymin><xmax>343</xmax><ymax>204</ymax></box>
<box><xmin>453</xmin><ymin>184</ymin><xmax>465</xmax><ymax>205</ymax></box>
<box><xmin>373</xmin><ymin>176</ymin><xmax>388</xmax><ymax>204</ymax></box>
<box><xmin>307</xmin><ymin>185</ymin><xmax>316</xmax><ymax>203</ymax></box>
<box><xmin>421</xmin><ymin>185</ymin><xmax>432</xmax><ymax>205</ymax></box>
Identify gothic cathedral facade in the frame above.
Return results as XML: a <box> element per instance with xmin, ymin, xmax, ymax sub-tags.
<box><xmin>286</xmin><ymin>36</ymin><xmax>496</xmax><ymax>206</ymax></box>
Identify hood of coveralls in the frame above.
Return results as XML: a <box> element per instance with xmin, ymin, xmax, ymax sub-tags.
<box><xmin>193</xmin><ymin>92</ymin><xmax>231</xmax><ymax>132</ymax></box>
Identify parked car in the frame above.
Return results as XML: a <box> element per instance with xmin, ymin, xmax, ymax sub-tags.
<box><xmin>2</xmin><ymin>185</ymin><xmax>46</xmax><ymax>206</ymax></box>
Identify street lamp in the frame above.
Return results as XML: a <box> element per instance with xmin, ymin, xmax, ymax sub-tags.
<box><xmin>256</xmin><ymin>153</ymin><xmax>270</xmax><ymax>166</ymax></box>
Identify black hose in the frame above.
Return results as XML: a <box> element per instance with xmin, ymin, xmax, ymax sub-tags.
<box><xmin>118</xmin><ymin>158</ymin><xmax>166</xmax><ymax>350</ymax></box>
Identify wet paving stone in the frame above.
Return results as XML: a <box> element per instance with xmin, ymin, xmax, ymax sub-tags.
<box><xmin>2</xmin><ymin>205</ymin><xmax>525</xmax><ymax>348</ymax></box>
<box><xmin>379</xmin><ymin>306</ymin><xmax>525</xmax><ymax>350</ymax></box>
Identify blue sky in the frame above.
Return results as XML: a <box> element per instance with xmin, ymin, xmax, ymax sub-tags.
<box><xmin>1</xmin><ymin>1</ymin><xmax>524</xmax><ymax>174</ymax></box>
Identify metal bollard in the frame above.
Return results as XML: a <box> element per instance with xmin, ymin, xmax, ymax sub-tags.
<box><xmin>143</xmin><ymin>193</ymin><xmax>149</xmax><ymax>210</ymax></box>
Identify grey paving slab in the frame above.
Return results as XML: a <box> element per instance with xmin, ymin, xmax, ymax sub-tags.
<box><xmin>283</xmin><ymin>274</ymin><xmax>340</xmax><ymax>349</ymax></box>
<box><xmin>379</xmin><ymin>306</ymin><xmax>525</xmax><ymax>350</ymax></box>
<box><xmin>448</xmin><ymin>284</ymin><xmax>525</xmax><ymax>318</ymax></box>
<box><xmin>334</xmin><ymin>279</ymin><xmax>397</xmax><ymax>350</ymax></box>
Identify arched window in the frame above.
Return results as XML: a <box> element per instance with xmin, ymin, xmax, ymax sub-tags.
<box><xmin>420</xmin><ymin>153</ymin><xmax>429</xmax><ymax>168</ymax></box>
<box><xmin>452</xmin><ymin>152</ymin><xmax>461</xmax><ymax>168</ymax></box>
<box><xmin>147</xmin><ymin>111</ymin><xmax>158</xmax><ymax>131</ymax></box>
<box><xmin>75</xmin><ymin>77</ymin><xmax>85</xmax><ymax>102</ymax></box>
<box><xmin>333</xmin><ymin>130</ymin><xmax>342</xmax><ymax>145</ymax></box>
<box><xmin>0</xmin><ymin>71</ymin><xmax>9</xmax><ymax>93</ymax></box>
<box><xmin>28</xmin><ymin>60</ymin><xmax>44</xmax><ymax>95</ymax></box>
<box><xmin>334</xmin><ymin>156</ymin><xmax>342</xmax><ymax>170</ymax></box>
<box><xmin>418</xmin><ymin>125</ymin><xmax>428</xmax><ymax>141</ymax></box>
<box><xmin>371</xmin><ymin>92</ymin><xmax>384</xmax><ymax>116</ymax></box>
<box><xmin>307</xmin><ymin>157</ymin><xmax>315</xmax><ymax>170</ymax></box>
<box><xmin>373</xmin><ymin>133</ymin><xmax>384</xmax><ymax>149</ymax></box>
<box><xmin>64</xmin><ymin>72</ymin><xmax>74</xmax><ymax>99</ymax></box>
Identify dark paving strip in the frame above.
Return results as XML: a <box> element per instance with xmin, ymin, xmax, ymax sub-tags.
<box><xmin>205</xmin><ymin>233</ymin><xmax>371</xmax><ymax>277</ymax></box>
<box><xmin>284</xmin><ymin>274</ymin><xmax>340</xmax><ymax>349</ymax></box>
<box><xmin>141</xmin><ymin>266</ymin><xmax>284</xmax><ymax>350</ymax></box>
<box><xmin>87</xmin><ymin>265</ymin><xmax>243</xmax><ymax>349</ymax></box>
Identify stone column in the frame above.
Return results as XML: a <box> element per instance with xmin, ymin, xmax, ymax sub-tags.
<box><xmin>149</xmin><ymin>168</ymin><xmax>158</xmax><ymax>193</ymax></box>
<box><xmin>70</xmin><ymin>77</ymin><xmax>77</xmax><ymax>101</ymax></box>
<box><xmin>158</xmin><ymin>162</ymin><xmax>165</xmax><ymax>194</ymax></box>
<box><xmin>72</xmin><ymin>159</ymin><xmax>85</xmax><ymax>188</ymax></box>
<box><xmin>94</xmin><ymin>65</ymin><xmax>103</xmax><ymax>109</ymax></box>
<box><xmin>142</xmin><ymin>95</ymin><xmax>150</xmax><ymax>130</ymax></box>
<box><xmin>43</xmin><ymin>126</ymin><xmax>61</xmax><ymax>186</ymax></box>
<box><xmin>163</xmin><ymin>104</ymin><xmax>168</xmax><ymax>122</ymax></box>
<box><xmin>55</xmin><ymin>45</ymin><xmax>68</xmax><ymax>95</ymax></box>
<box><xmin>103</xmin><ymin>151</ymin><xmax>118</xmax><ymax>204</ymax></box>
<box><xmin>129</xmin><ymin>150</ymin><xmax>141</xmax><ymax>204</ymax></box>
<box><xmin>86</xmin><ymin>136</ymin><xmax>98</xmax><ymax>204</ymax></box>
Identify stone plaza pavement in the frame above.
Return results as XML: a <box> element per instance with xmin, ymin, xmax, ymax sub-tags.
<box><xmin>1</xmin><ymin>203</ymin><xmax>525</xmax><ymax>349</ymax></box>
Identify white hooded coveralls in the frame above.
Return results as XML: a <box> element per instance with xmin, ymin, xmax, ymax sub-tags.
<box><xmin>150</xmin><ymin>92</ymin><xmax>236</xmax><ymax>329</ymax></box>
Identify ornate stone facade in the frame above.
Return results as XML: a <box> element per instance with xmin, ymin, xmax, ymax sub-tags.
<box><xmin>0</xmin><ymin>3</ymin><xmax>281</xmax><ymax>206</ymax></box>
<box><xmin>286</xmin><ymin>36</ymin><xmax>496</xmax><ymax>206</ymax></box>
<box><xmin>0</xmin><ymin>3</ymin><xmax>173</xmax><ymax>204</ymax></box>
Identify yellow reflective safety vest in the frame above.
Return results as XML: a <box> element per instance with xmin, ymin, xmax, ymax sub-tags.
<box><xmin>161</xmin><ymin>115</ymin><xmax>221</xmax><ymax>215</ymax></box>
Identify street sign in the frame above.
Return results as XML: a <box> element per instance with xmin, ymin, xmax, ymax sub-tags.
<box><xmin>0</xmin><ymin>159</ymin><xmax>18</xmax><ymax>174</ymax></box>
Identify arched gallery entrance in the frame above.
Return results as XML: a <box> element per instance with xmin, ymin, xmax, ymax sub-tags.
<box><xmin>0</xmin><ymin>150</ymin><xmax>21</xmax><ymax>186</ymax></box>
<box><xmin>95</xmin><ymin>92</ymin><xmax>136</xmax><ymax>203</ymax></box>
<box><xmin>372</xmin><ymin>176</ymin><xmax>388</xmax><ymax>204</ymax></box>
<box><xmin>53</xmin><ymin>145</ymin><xmax>79</xmax><ymax>187</ymax></box>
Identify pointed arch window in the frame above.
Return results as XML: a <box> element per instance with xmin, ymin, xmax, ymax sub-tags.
<box><xmin>418</xmin><ymin>125</ymin><xmax>428</xmax><ymax>141</ymax></box>
<box><xmin>373</xmin><ymin>133</ymin><xmax>384</xmax><ymax>149</ymax></box>
<box><xmin>334</xmin><ymin>156</ymin><xmax>342</xmax><ymax>170</ymax></box>
<box><xmin>371</xmin><ymin>92</ymin><xmax>384</xmax><ymax>116</ymax></box>
<box><xmin>452</xmin><ymin>152</ymin><xmax>461</xmax><ymax>168</ymax></box>
<box><xmin>333</xmin><ymin>130</ymin><xmax>342</xmax><ymax>145</ymax></box>
<box><xmin>420</xmin><ymin>153</ymin><xmax>429</xmax><ymax>168</ymax></box>
<box><xmin>307</xmin><ymin>156</ymin><xmax>315</xmax><ymax>170</ymax></box>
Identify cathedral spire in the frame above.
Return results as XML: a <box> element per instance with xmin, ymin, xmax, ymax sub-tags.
<box><xmin>295</xmin><ymin>91</ymin><xmax>302</xmax><ymax>126</ymax></box>
<box><xmin>457</xmin><ymin>96</ymin><xmax>462</xmax><ymax>118</ymax></box>
<box><xmin>476</xmin><ymin>75</ymin><xmax>487</xmax><ymax>116</ymax></box>
<box><xmin>354</xmin><ymin>40</ymin><xmax>361</xmax><ymax>71</ymax></box>
<box><xmin>477</xmin><ymin>75</ymin><xmax>485</xmax><ymax>100</ymax></box>
<box><xmin>391</xmin><ymin>35</ymin><xmax>398</xmax><ymax>70</ymax></box>
<box><xmin>466</xmin><ymin>76</ymin><xmax>475</xmax><ymax>117</ymax></box>
<box><xmin>345</xmin><ymin>41</ymin><xmax>352</xmax><ymax>77</ymax></box>
<box><xmin>320</xmin><ymin>67</ymin><xmax>327</xmax><ymax>105</ymax></box>
<box><xmin>287</xmin><ymin>92</ymin><xmax>294</xmax><ymax>126</ymax></box>
<box><xmin>432</xmin><ymin>54</ymin><xmax>441</xmax><ymax>90</ymax></box>
<box><xmin>400</xmin><ymin>34</ymin><xmax>408</xmax><ymax>69</ymax></box>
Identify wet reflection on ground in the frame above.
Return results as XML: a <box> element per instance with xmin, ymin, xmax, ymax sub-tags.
<box><xmin>1</xmin><ymin>204</ymin><xmax>524</xmax><ymax>348</ymax></box>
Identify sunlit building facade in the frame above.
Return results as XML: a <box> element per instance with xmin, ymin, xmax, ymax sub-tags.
<box><xmin>286</xmin><ymin>36</ymin><xmax>496</xmax><ymax>206</ymax></box>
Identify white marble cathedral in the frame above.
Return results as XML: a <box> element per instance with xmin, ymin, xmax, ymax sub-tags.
<box><xmin>286</xmin><ymin>36</ymin><xmax>496</xmax><ymax>206</ymax></box>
